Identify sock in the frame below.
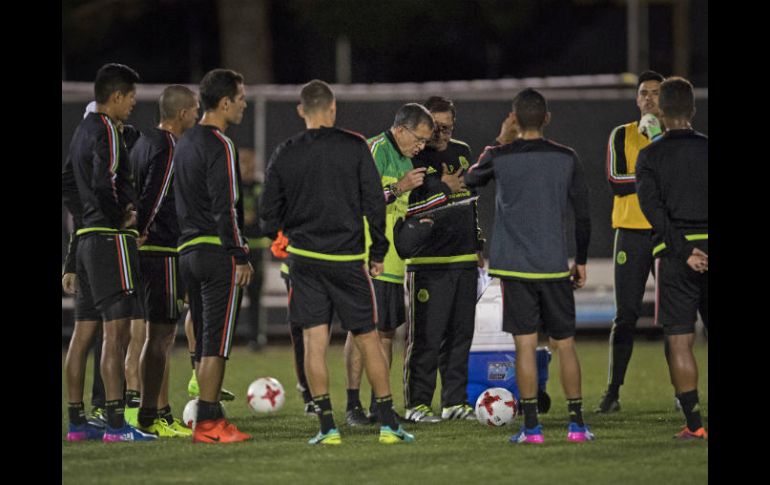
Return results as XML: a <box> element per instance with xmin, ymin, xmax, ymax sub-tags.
<box><xmin>521</xmin><ymin>398</ymin><xmax>539</xmax><ymax>430</ymax></box>
<box><xmin>313</xmin><ymin>394</ymin><xmax>336</xmax><ymax>434</ymax></box>
<box><xmin>189</xmin><ymin>353</ymin><xmax>196</xmax><ymax>371</ymax></box>
<box><xmin>68</xmin><ymin>402</ymin><xmax>86</xmax><ymax>426</ymax></box>
<box><xmin>197</xmin><ymin>399</ymin><xmax>223</xmax><ymax>422</ymax></box>
<box><xmin>302</xmin><ymin>388</ymin><xmax>313</xmax><ymax>404</ymax></box>
<box><xmin>138</xmin><ymin>407</ymin><xmax>158</xmax><ymax>428</ymax></box>
<box><xmin>375</xmin><ymin>395</ymin><xmax>399</xmax><ymax>429</ymax></box>
<box><xmin>159</xmin><ymin>405</ymin><xmax>174</xmax><ymax>423</ymax></box>
<box><xmin>676</xmin><ymin>390</ymin><xmax>703</xmax><ymax>431</ymax></box>
<box><xmin>125</xmin><ymin>389</ymin><xmax>141</xmax><ymax>407</ymax></box>
<box><xmin>105</xmin><ymin>399</ymin><xmax>126</xmax><ymax>429</ymax></box>
<box><xmin>567</xmin><ymin>398</ymin><xmax>585</xmax><ymax>426</ymax></box>
<box><xmin>369</xmin><ymin>390</ymin><xmax>377</xmax><ymax>413</ymax></box>
<box><xmin>346</xmin><ymin>389</ymin><xmax>361</xmax><ymax>410</ymax></box>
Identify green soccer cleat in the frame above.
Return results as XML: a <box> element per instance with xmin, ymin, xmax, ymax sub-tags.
<box><xmin>165</xmin><ymin>417</ymin><xmax>193</xmax><ymax>437</ymax></box>
<box><xmin>87</xmin><ymin>407</ymin><xmax>107</xmax><ymax>428</ymax></box>
<box><xmin>124</xmin><ymin>406</ymin><xmax>139</xmax><ymax>427</ymax></box>
<box><xmin>188</xmin><ymin>371</ymin><xmax>236</xmax><ymax>401</ymax></box>
<box><xmin>404</xmin><ymin>404</ymin><xmax>442</xmax><ymax>423</ymax></box>
<box><xmin>379</xmin><ymin>425</ymin><xmax>415</xmax><ymax>444</ymax></box>
<box><xmin>308</xmin><ymin>428</ymin><xmax>342</xmax><ymax>445</ymax></box>
<box><xmin>441</xmin><ymin>403</ymin><xmax>476</xmax><ymax>420</ymax></box>
<box><xmin>137</xmin><ymin>418</ymin><xmax>185</xmax><ymax>438</ymax></box>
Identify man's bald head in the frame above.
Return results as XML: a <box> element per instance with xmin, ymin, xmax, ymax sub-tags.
<box><xmin>160</xmin><ymin>85</ymin><xmax>198</xmax><ymax>121</ymax></box>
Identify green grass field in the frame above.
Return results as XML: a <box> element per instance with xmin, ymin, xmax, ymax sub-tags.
<box><xmin>62</xmin><ymin>337</ymin><xmax>707</xmax><ymax>484</ymax></box>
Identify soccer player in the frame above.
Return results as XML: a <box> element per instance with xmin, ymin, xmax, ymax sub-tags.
<box><xmin>261</xmin><ymin>79</ymin><xmax>414</xmax><ymax>445</ymax></box>
<box><xmin>66</xmin><ymin>63</ymin><xmax>156</xmax><ymax>442</ymax></box>
<box><xmin>129</xmin><ymin>85</ymin><xmax>200</xmax><ymax>437</ymax></box>
<box><xmin>464</xmin><ymin>88</ymin><xmax>595</xmax><ymax>444</ymax></box>
<box><xmin>597</xmin><ymin>71</ymin><xmax>665</xmax><ymax>413</ymax></box>
<box><xmin>174</xmin><ymin>68</ymin><xmax>253</xmax><ymax>443</ymax></box>
<box><xmin>402</xmin><ymin>96</ymin><xmax>483</xmax><ymax>422</ymax></box>
<box><xmin>635</xmin><ymin>76</ymin><xmax>708</xmax><ymax>440</ymax></box>
<box><xmin>344</xmin><ymin>104</ymin><xmax>433</xmax><ymax>425</ymax></box>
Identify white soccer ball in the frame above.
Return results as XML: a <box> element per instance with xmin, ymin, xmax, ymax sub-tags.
<box><xmin>475</xmin><ymin>387</ymin><xmax>518</xmax><ymax>427</ymax></box>
<box><xmin>246</xmin><ymin>377</ymin><xmax>285</xmax><ymax>413</ymax></box>
<box><xmin>183</xmin><ymin>398</ymin><xmax>198</xmax><ymax>429</ymax></box>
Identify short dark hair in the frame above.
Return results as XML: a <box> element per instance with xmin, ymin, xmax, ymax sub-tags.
<box><xmin>159</xmin><ymin>85</ymin><xmax>197</xmax><ymax>120</ymax></box>
<box><xmin>300</xmin><ymin>79</ymin><xmax>335</xmax><ymax>113</ymax></box>
<box><xmin>659</xmin><ymin>76</ymin><xmax>695</xmax><ymax>119</ymax></box>
<box><xmin>512</xmin><ymin>88</ymin><xmax>547</xmax><ymax>130</ymax></box>
<box><xmin>637</xmin><ymin>70</ymin><xmax>664</xmax><ymax>88</ymax></box>
<box><xmin>393</xmin><ymin>103</ymin><xmax>434</xmax><ymax>131</ymax></box>
<box><xmin>199</xmin><ymin>69</ymin><xmax>244</xmax><ymax>112</ymax></box>
<box><xmin>94</xmin><ymin>63</ymin><xmax>140</xmax><ymax>104</ymax></box>
<box><xmin>423</xmin><ymin>96</ymin><xmax>456</xmax><ymax>119</ymax></box>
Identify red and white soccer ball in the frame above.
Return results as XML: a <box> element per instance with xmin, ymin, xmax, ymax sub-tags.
<box><xmin>475</xmin><ymin>387</ymin><xmax>518</xmax><ymax>427</ymax></box>
<box><xmin>246</xmin><ymin>377</ymin><xmax>285</xmax><ymax>413</ymax></box>
<box><xmin>183</xmin><ymin>398</ymin><xmax>198</xmax><ymax>429</ymax></box>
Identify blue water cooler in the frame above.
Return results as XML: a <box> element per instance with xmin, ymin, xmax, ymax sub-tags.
<box><xmin>467</xmin><ymin>281</ymin><xmax>552</xmax><ymax>405</ymax></box>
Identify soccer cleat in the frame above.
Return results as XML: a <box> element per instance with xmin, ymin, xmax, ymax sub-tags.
<box><xmin>165</xmin><ymin>417</ymin><xmax>193</xmax><ymax>437</ymax></box>
<box><xmin>192</xmin><ymin>418</ymin><xmax>252</xmax><ymax>444</ymax></box>
<box><xmin>594</xmin><ymin>392</ymin><xmax>621</xmax><ymax>413</ymax></box>
<box><xmin>308</xmin><ymin>428</ymin><xmax>342</xmax><ymax>445</ymax></box>
<box><xmin>86</xmin><ymin>407</ymin><xmax>107</xmax><ymax>428</ymax></box>
<box><xmin>346</xmin><ymin>406</ymin><xmax>372</xmax><ymax>426</ymax></box>
<box><xmin>66</xmin><ymin>422</ymin><xmax>105</xmax><ymax>441</ymax></box>
<box><xmin>441</xmin><ymin>403</ymin><xmax>476</xmax><ymax>420</ymax></box>
<box><xmin>137</xmin><ymin>418</ymin><xmax>184</xmax><ymax>438</ymax></box>
<box><xmin>379</xmin><ymin>425</ymin><xmax>415</xmax><ymax>444</ymax></box>
<box><xmin>188</xmin><ymin>372</ymin><xmax>199</xmax><ymax>397</ymax></box>
<box><xmin>124</xmin><ymin>406</ymin><xmax>139</xmax><ymax>427</ymax></box>
<box><xmin>567</xmin><ymin>422</ymin><xmax>596</xmax><ymax>442</ymax></box>
<box><xmin>102</xmin><ymin>424</ymin><xmax>159</xmax><ymax>442</ymax></box>
<box><xmin>509</xmin><ymin>424</ymin><xmax>545</xmax><ymax>444</ymax></box>
<box><xmin>674</xmin><ymin>426</ymin><xmax>707</xmax><ymax>441</ymax></box>
<box><xmin>187</xmin><ymin>371</ymin><xmax>236</xmax><ymax>401</ymax></box>
<box><xmin>404</xmin><ymin>404</ymin><xmax>442</xmax><ymax>423</ymax></box>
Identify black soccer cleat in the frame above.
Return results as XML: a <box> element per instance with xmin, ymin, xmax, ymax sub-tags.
<box><xmin>346</xmin><ymin>406</ymin><xmax>373</xmax><ymax>426</ymax></box>
<box><xmin>594</xmin><ymin>391</ymin><xmax>621</xmax><ymax>413</ymax></box>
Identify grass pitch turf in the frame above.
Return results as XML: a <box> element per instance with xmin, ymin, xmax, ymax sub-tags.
<box><xmin>62</xmin><ymin>337</ymin><xmax>707</xmax><ymax>484</ymax></box>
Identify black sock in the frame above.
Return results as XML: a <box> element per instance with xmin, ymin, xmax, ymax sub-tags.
<box><xmin>302</xmin><ymin>388</ymin><xmax>313</xmax><ymax>404</ymax></box>
<box><xmin>607</xmin><ymin>384</ymin><xmax>620</xmax><ymax>399</ymax></box>
<box><xmin>125</xmin><ymin>389</ymin><xmax>141</xmax><ymax>407</ymax></box>
<box><xmin>521</xmin><ymin>398</ymin><xmax>539</xmax><ymax>430</ymax></box>
<box><xmin>197</xmin><ymin>399</ymin><xmax>223</xmax><ymax>422</ymax></box>
<box><xmin>346</xmin><ymin>389</ymin><xmax>361</xmax><ymax>410</ymax></box>
<box><xmin>190</xmin><ymin>353</ymin><xmax>196</xmax><ymax>371</ymax></box>
<box><xmin>313</xmin><ymin>394</ymin><xmax>336</xmax><ymax>434</ymax></box>
<box><xmin>159</xmin><ymin>405</ymin><xmax>173</xmax><ymax>423</ymax></box>
<box><xmin>369</xmin><ymin>390</ymin><xmax>377</xmax><ymax>413</ymax></box>
<box><xmin>68</xmin><ymin>402</ymin><xmax>86</xmax><ymax>426</ymax></box>
<box><xmin>676</xmin><ymin>390</ymin><xmax>703</xmax><ymax>431</ymax></box>
<box><xmin>105</xmin><ymin>399</ymin><xmax>126</xmax><ymax>429</ymax></box>
<box><xmin>138</xmin><ymin>407</ymin><xmax>157</xmax><ymax>427</ymax></box>
<box><xmin>567</xmin><ymin>398</ymin><xmax>584</xmax><ymax>426</ymax></box>
<box><xmin>375</xmin><ymin>395</ymin><xmax>399</xmax><ymax>429</ymax></box>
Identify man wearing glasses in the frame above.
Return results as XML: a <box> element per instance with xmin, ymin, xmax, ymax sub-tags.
<box><xmin>344</xmin><ymin>103</ymin><xmax>435</xmax><ymax>426</ymax></box>
<box><xmin>400</xmin><ymin>96</ymin><xmax>484</xmax><ymax>423</ymax></box>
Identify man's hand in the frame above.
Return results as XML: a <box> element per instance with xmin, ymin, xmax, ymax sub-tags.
<box><xmin>136</xmin><ymin>235</ymin><xmax>147</xmax><ymax>247</ymax></box>
<box><xmin>570</xmin><ymin>264</ymin><xmax>587</xmax><ymax>289</ymax></box>
<box><xmin>235</xmin><ymin>262</ymin><xmax>254</xmax><ymax>287</ymax></box>
<box><xmin>441</xmin><ymin>163</ymin><xmax>467</xmax><ymax>193</ymax></box>
<box><xmin>62</xmin><ymin>273</ymin><xmax>78</xmax><ymax>295</ymax></box>
<box><xmin>369</xmin><ymin>261</ymin><xmax>384</xmax><ymax>278</ymax></box>
<box><xmin>397</xmin><ymin>167</ymin><xmax>427</xmax><ymax>192</ymax></box>
<box><xmin>121</xmin><ymin>206</ymin><xmax>137</xmax><ymax>229</ymax></box>
<box><xmin>476</xmin><ymin>251</ymin><xmax>485</xmax><ymax>268</ymax></box>
<box><xmin>638</xmin><ymin>113</ymin><xmax>662</xmax><ymax>140</ymax></box>
<box><xmin>495</xmin><ymin>112</ymin><xmax>518</xmax><ymax>145</ymax></box>
<box><xmin>687</xmin><ymin>247</ymin><xmax>708</xmax><ymax>273</ymax></box>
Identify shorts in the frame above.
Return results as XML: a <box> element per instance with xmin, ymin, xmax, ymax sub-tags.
<box><xmin>500</xmin><ymin>278</ymin><xmax>576</xmax><ymax>339</ymax></box>
<box><xmin>655</xmin><ymin>256</ymin><xmax>708</xmax><ymax>335</ymax></box>
<box><xmin>373</xmin><ymin>279</ymin><xmax>406</xmax><ymax>331</ymax></box>
<box><xmin>139</xmin><ymin>253</ymin><xmax>184</xmax><ymax>324</ymax></box>
<box><xmin>75</xmin><ymin>232</ymin><xmax>142</xmax><ymax>321</ymax></box>
<box><xmin>180</xmin><ymin>248</ymin><xmax>242</xmax><ymax>359</ymax></box>
<box><xmin>288</xmin><ymin>260</ymin><xmax>376</xmax><ymax>334</ymax></box>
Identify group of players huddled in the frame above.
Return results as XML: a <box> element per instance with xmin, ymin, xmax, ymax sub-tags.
<box><xmin>62</xmin><ymin>63</ymin><xmax>707</xmax><ymax>445</ymax></box>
